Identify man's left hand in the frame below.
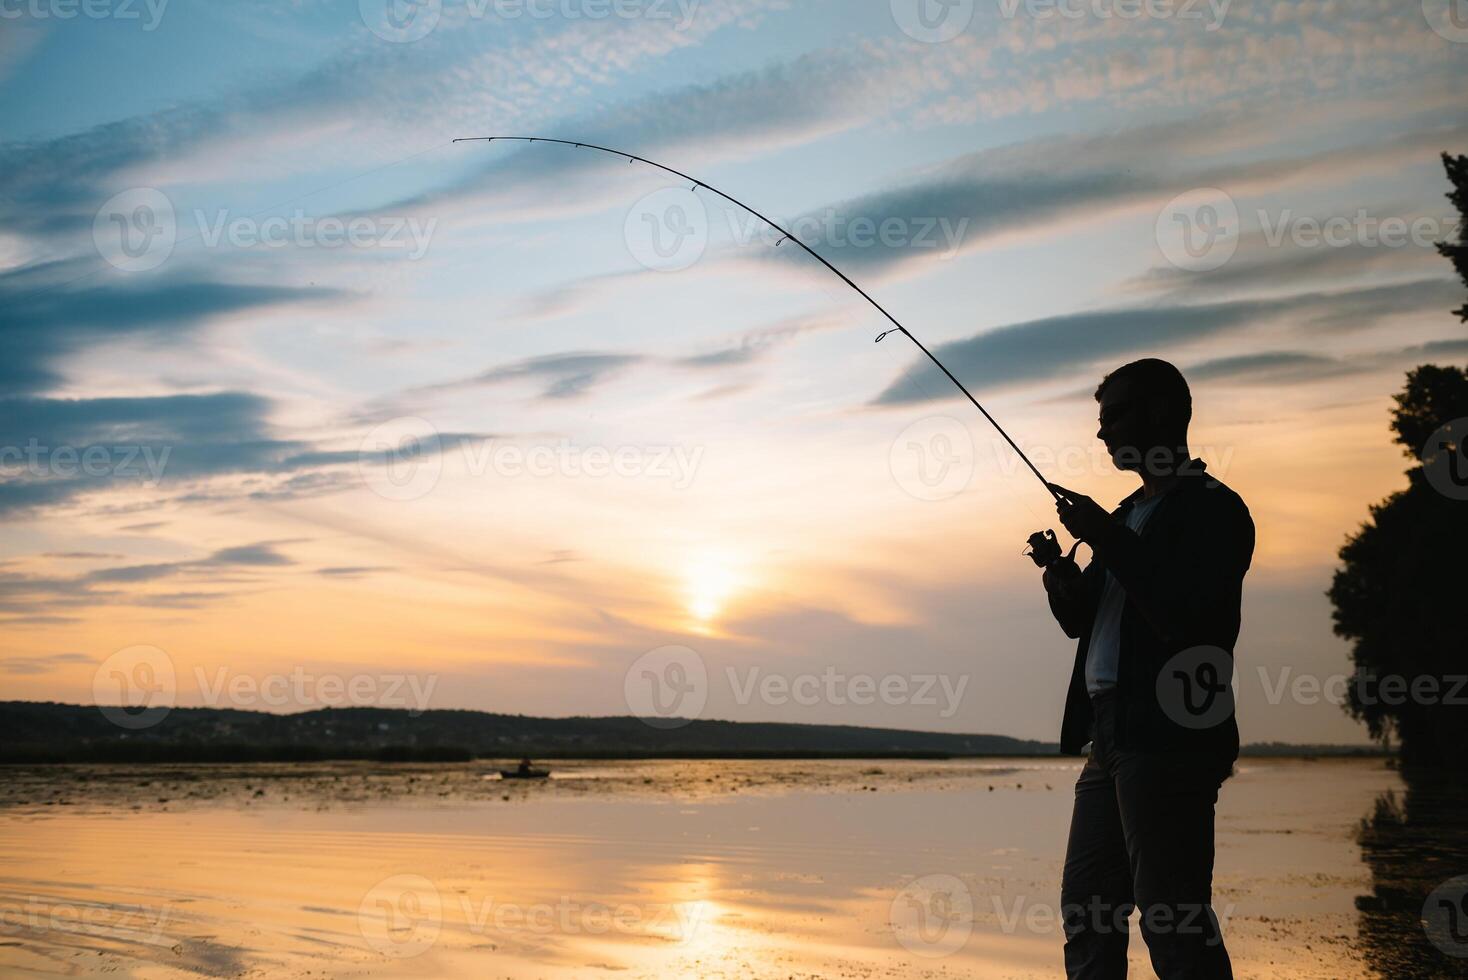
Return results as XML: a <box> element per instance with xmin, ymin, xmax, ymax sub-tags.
<box><xmin>1048</xmin><ymin>483</ymin><xmax>1111</xmax><ymax>544</ymax></box>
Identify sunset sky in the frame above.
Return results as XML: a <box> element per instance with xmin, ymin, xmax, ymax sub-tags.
<box><xmin>3</xmin><ymin>0</ymin><xmax>1466</xmax><ymax>744</ymax></box>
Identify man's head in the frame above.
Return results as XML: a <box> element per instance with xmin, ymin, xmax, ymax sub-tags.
<box><xmin>1094</xmin><ymin>359</ymin><xmax>1191</xmax><ymax>474</ymax></box>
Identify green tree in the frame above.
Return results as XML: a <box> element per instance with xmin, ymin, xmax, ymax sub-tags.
<box><xmin>1329</xmin><ymin>367</ymin><xmax>1468</xmax><ymax>766</ymax></box>
<box><xmin>1439</xmin><ymin>153</ymin><xmax>1468</xmax><ymax>324</ymax></box>
<box><xmin>1328</xmin><ymin>154</ymin><xmax>1468</xmax><ymax>768</ymax></box>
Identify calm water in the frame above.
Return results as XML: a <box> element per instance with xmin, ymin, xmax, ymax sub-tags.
<box><xmin>1</xmin><ymin>758</ymin><xmax>1463</xmax><ymax>978</ymax></box>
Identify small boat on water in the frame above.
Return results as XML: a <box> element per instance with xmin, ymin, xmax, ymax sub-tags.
<box><xmin>500</xmin><ymin>767</ymin><xmax>550</xmax><ymax>780</ymax></box>
<box><xmin>499</xmin><ymin>758</ymin><xmax>550</xmax><ymax>780</ymax></box>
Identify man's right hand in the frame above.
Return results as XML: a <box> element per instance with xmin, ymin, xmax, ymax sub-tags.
<box><xmin>1042</xmin><ymin>554</ymin><xmax>1082</xmax><ymax>600</ymax></box>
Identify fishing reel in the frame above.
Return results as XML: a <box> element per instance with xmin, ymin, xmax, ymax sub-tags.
<box><xmin>1024</xmin><ymin>529</ymin><xmax>1063</xmax><ymax>568</ymax></box>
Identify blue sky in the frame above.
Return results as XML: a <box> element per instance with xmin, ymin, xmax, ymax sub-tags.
<box><xmin>2</xmin><ymin>0</ymin><xmax>1466</xmax><ymax>743</ymax></box>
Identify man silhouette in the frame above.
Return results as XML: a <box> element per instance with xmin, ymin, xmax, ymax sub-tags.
<box><xmin>1041</xmin><ymin>359</ymin><xmax>1253</xmax><ymax>980</ymax></box>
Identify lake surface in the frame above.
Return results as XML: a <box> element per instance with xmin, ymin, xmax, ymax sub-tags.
<box><xmin>1</xmin><ymin>757</ymin><xmax>1464</xmax><ymax>978</ymax></box>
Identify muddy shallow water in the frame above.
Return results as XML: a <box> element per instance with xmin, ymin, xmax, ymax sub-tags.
<box><xmin>1</xmin><ymin>758</ymin><xmax>1463</xmax><ymax>978</ymax></box>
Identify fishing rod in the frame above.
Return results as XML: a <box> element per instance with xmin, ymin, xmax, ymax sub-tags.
<box><xmin>454</xmin><ymin>136</ymin><xmax>1069</xmax><ymax>567</ymax></box>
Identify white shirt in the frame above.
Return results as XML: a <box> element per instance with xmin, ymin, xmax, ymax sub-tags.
<box><xmin>1085</xmin><ymin>493</ymin><xmax>1167</xmax><ymax>696</ymax></box>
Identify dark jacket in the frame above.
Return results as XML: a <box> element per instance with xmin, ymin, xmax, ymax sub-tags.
<box><xmin>1050</xmin><ymin>460</ymin><xmax>1254</xmax><ymax>757</ymax></box>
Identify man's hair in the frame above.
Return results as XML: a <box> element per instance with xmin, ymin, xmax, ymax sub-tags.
<box><xmin>1095</xmin><ymin>358</ymin><xmax>1192</xmax><ymax>429</ymax></box>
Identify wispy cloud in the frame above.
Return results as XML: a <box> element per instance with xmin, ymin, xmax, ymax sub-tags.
<box><xmin>418</xmin><ymin>311</ymin><xmax>841</xmax><ymax>402</ymax></box>
<box><xmin>0</xmin><ymin>651</ymin><xmax>94</xmax><ymax>676</ymax></box>
<box><xmin>0</xmin><ymin>391</ymin><xmax>491</xmax><ymax>517</ymax></box>
<box><xmin>85</xmin><ymin>541</ymin><xmax>297</xmax><ymax>585</ymax></box>
<box><xmin>748</xmin><ymin>114</ymin><xmax>1467</xmax><ymax>282</ymax></box>
<box><xmin>0</xmin><ymin>267</ymin><xmax>342</xmax><ymax>394</ymax></box>
<box><xmin>424</xmin><ymin>351</ymin><xmax>648</xmax><ymax>400</ymax></box>
<box><xmin>872</xmin><ymin>278</ymin><xmax>1460</xmax><ymax>405</ymax></box>
<box><xmin>0</xmin><ymin>540</ymin><xmax>299</xmax><ymax>620</ymax></box>
<box><xmin>0</xmin><ymin>0</ymin><xmax>787</xmax><ymax>250</ymax></box>
<box><xmin>1186</xmin><ymin>338</ymin><xmax>1468</xmax><ymax>386</ymax></box>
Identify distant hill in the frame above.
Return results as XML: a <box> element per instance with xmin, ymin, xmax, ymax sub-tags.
<box><xmin>0</xmin><ymin>701</ymin><xmax>1056</xmax><ymax>763</ymax></box>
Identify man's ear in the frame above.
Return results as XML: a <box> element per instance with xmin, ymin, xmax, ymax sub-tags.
<box><xmin>1144</xmin><ymin>396</ymin><xmax>1169</xmax><ymax>430</ymax></box>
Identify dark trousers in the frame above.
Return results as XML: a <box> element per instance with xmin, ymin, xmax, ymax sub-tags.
<box><xmin>1061</xmin><ymin>691</ymin><xmax>1234</xmax><ymax>980</ymax></box>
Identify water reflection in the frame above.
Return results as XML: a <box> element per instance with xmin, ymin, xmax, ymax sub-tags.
<box><xmin>0</xmin><ymin>758</ymin><xmax>1449</xmax><ymax>978</ymax></box>
<box><xmin>1355</xmin><ymin>768</ymin><xmax>1468</xmax><ymax>978</ymax></box>
<box><xmin>0</xmin><ymin>760</ymin><xmax>1077</xmax><ymax>978</ymax></box>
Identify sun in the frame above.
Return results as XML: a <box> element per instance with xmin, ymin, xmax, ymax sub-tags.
<box><xmin>683</xmin><ymin>554</ymin><xmax>743</xmax><ymax>627</ymax></box>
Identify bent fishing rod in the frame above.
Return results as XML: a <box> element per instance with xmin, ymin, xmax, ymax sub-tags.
<box><xmin>454</xmin><ymin>136</ymin><xmax>1070</xmax><ymax>567</ymax></box>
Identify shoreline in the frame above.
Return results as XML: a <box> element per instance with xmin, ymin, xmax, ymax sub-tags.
<box><xmin>0</xmin><ymin>746</ymin><xmax>1390</xmax><ymax>765</ymax></box>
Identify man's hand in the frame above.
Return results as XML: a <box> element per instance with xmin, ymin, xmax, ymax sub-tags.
<box><xmin>1042</xmin><ymin>552</ymin><xmax>1082</xmax><ymax>600</ymax></box>
<box><xmin>1048</xmin><ymin>483</ymin><xmax>1111</xmax><ymax>545</ymax></box>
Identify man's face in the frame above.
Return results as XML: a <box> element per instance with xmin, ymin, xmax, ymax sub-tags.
<box><xmin>1096</xmin><ymin>377</ymin><xmax>1149</xmax><ymax>472</ymax></box>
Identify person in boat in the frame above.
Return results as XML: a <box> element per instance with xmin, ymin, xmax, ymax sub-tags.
<box><xmin>516</xmin><ymin>757</ymin><xmax>535</xmax><ymax>776</ymax></box>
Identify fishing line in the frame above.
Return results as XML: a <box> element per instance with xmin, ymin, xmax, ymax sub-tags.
<box><xmin>455</xmin><ymin>135</ymin><xmax>1063</xmax><ymax>510</ymax></box>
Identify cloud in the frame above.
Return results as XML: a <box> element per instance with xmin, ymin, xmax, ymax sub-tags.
<box><xmin>758</xmin><ymin>166</ymin><xmax>1146</xmax><ymax>278</ymax></box>
<box><xmin>0</xmin><ymin>391</ymin><xmax>301</xmax><ymax>516</ymax></box>
<box><xmin>676</xmin><ymin>347</ymin><xmax>764</xmax><ymax>369</ymax></box>
<box><xmin>2</xmin><ymin>390</ymin><xmax>278</xmax><ymax>448</ymax></box>
<box><xmin>0</xmin><ymin>651</ymin><xmax>94</xmax><ymax>676</ymax></box>
<box><xmin>0</xmin><ymin>541</ymin><xmax>301</xmax><ymax>621</ymax></box>
<box><xmin>419</xmin><ymin>311</ymin><xmax>842</xmax><ymax>402</ymax></box>
<box><xmin>0</xmin><ymin>267</ymin><xmax>342</xmax><ymax>394</ymax></box>
<box><xmin>1125</xmin><ymin>202</ymin><xmax>1459</xmax><ymax>299</ymax></box>
<box><xmin>0</xmin><ymin>0</ymin><xmax>787</xmax><ymax>250</ymax></box>
<box><xmin>509</xmin><ymin>271</ymin><xmax>647</xmax><ymax>323</ymax></box>
<box><xmin>1127</xmin><ymin>239</ymin><xmax>1446</xmax><ymax>297</ymax></box>
<box><xmin>673</xmin><ymin>313</ymin><xmax>842</xmax><ymax>369</ymax></box>
<box><xmin>85</xmin><ymin>542</ymin><xmax>297</xmax><ymax>585</ymax></box>
<box><xmin>1186</xmin><ymin>339</ymin><xmax>1468</xmax><ymax>386</ymax></box>
<box><xmin>204</xmin><ymin>543</ymin><xmax>297</xmax><ymax>567</ymax></box>
<box><xmin>1186</xmin><ymin>351</ymin><xmax>1344</xmax><ymax>384</ymax></box>
<box><xmin>0</xmin><ymin>391</ymin><xmax>492</xmax><ymax>517</ymax></box>
<box><xmin>280</xmin><ymin>432</ymin><xmax>489</xmax><ymax>471</ymax></box>
<box><xmin>424</xmin><ymin>352</ymin><xmax>647</xmax><ymax>400</ymax></box>
<box><xmin>376</xmin><ymin>48</ymin><xmax>903</xmax><ymax>222</ymax></box>
<box><xmin>871</xmin><ymin>278</ymin><xmax>1459</xmax><ymax>405</ymax></box>
<box><xmin>898</xmin><ymin>3</ymin><xmax>1462</xmax><ymax>126</ymax></box>
<box><xmin>750</xmin><ymin>116</ymin><xmax>1468</xmax><ymax>283</ymax></box>
<box><xmin>378</xmin><ymin>3</ymin><xmax>1467</xmax><ymax>244</ymax></box>
<box><xmin>1302</xmin><ymin>279</ymin><xmax>1465</xmax><ymax>333</ymax></box>
<box><xmin>690</xmin><ymin>382</ymin><xmax>754</xmax><ymax>401</ymax></box>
